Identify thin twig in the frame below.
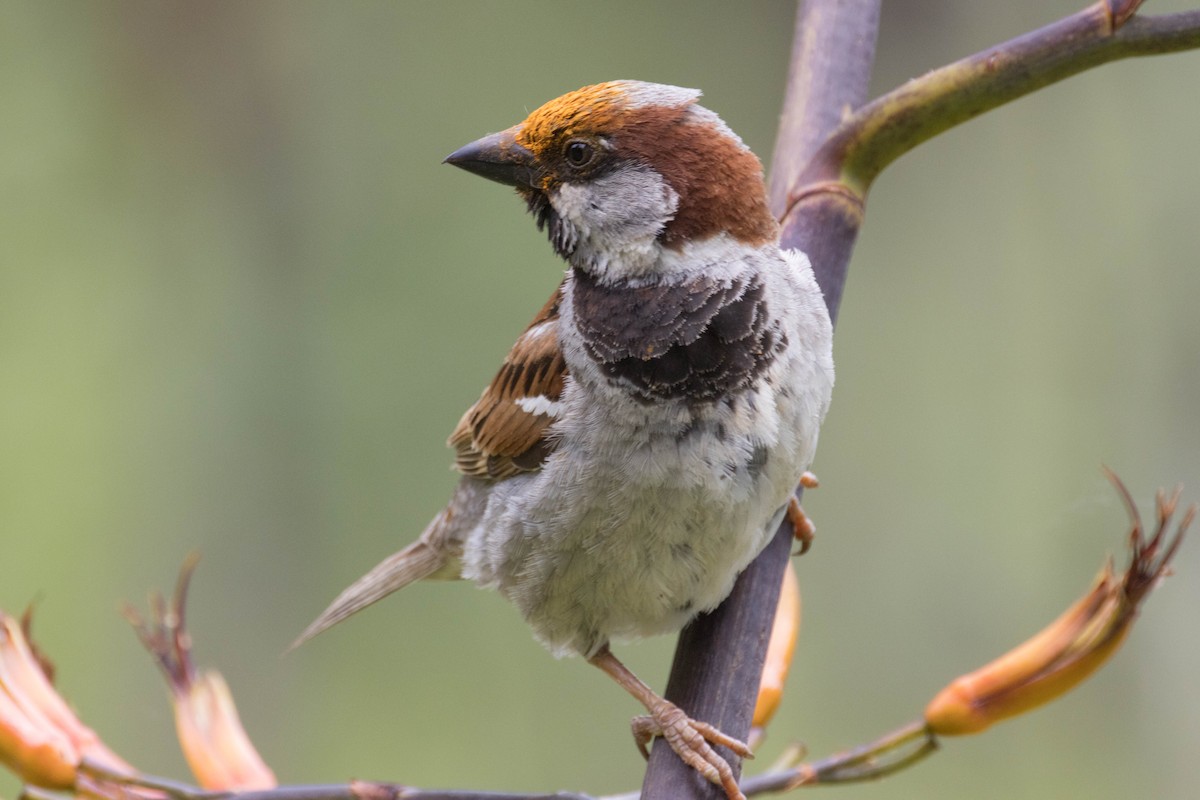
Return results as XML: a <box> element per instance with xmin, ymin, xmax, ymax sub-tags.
<box><xmin>69</xmin><ymin>722</ymin><xmax>939</xmax><ymax>800</ymax></box>
<box><xmin>67</xmin><ymin>764</ymin><xmax>598</xmax><ymax>800</ymax></box>
<box><xmin>737</xmin><ymin>722</ymin><xmax>938</xmax><ymax>794</ymax></box>
<box><xmin>787</xmin><ymin>4</ymin><xmax>1200</xmax><ymax>208</ymax></box>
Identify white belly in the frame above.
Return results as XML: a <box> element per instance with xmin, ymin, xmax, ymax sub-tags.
<box><xmin>461</xmin><ymin>245</ymin><xmax>834</xmax><ymax>657</ymax></box>
<box><xmin>462</xmin><ymin>345</ymin><xmax>822</xmax><ymax>658</ymax></box>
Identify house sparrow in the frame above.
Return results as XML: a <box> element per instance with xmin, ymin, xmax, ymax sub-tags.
<box><xmin>296</xmin><ymin>80</ymin><xmax>834</xmax><ymax>800</ymax></box>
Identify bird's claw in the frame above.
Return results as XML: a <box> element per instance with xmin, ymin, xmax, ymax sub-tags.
<box><xmin>787</xmin><ymin>495</ymin><xmax>816</xmax><ymax>555</ymax></box>
<box><xmin>629</xmin><ymin>701</ymin><xmax>752</xmax><ymax>800</ymax></box>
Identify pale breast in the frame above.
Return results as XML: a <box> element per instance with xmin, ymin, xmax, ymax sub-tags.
<box><xmin>471</xmin><ymin>380</ymin><xmax>803</xmax><ymax>658</ymax></box>
<box><xmin>461</xmin><ymin>245</ymin><xmax>833</xmax><ymax>658</ymax></box>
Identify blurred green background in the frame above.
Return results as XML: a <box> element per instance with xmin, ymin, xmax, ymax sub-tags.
<box><xmin>2</xmin><ymin>2</ymin><xmax>1198</xmax><ymax>798</ymax></box>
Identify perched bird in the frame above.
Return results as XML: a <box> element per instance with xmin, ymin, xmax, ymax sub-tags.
<box><xmin>296</xmin><ymin>80</ymin><xmax>834</xmax><ymax>800</ymax></box>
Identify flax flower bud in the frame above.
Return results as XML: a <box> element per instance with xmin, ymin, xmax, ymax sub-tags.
<box><xmin>752</xmin><ymin>561</ymin><xmax>802</xmax><ymax>734</ymax></box>
<box><xmin>127</xmin><ymin>557</ymin><xmax>276</xmax><ymax>791</ymax></box>
<box><xmin>0</xmin><ymin>612</ymin><xmax>132</xmax><ymax>788</ymax></box>
<box><xmin>171</xmin><ymin>669</ymin><xmax>276</xmax><ymax>791</ymax></box>
<box><xmin>925</xmin><ymin>476</ymin><xmax>1191</xmax><ymax>736</ymax></box>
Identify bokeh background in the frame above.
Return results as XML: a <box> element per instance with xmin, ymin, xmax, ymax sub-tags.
<box><xmin>3</xmin><ymin>2</ymin><xmax>1198</xmax><ymax>799</ymax></box>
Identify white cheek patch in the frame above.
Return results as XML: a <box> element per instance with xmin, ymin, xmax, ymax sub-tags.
<box><xmin>554</xmin><ymin>166</ymin><xmax>679</xmax><ymax>239</ymax></box>
<box><xmin>516</xmin><ymin>395</ymin><xmax>563</xmax><ymax>418</ymax></box>
<box><xmin>551</xmin><ymin>165</ymin><xmax>680</xmax><ymax>279</ymax></box>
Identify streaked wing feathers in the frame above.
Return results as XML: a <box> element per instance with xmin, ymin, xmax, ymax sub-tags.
<box><xmin>449</xmin><ymin>283</ymin><xmax>567</xmax><ymax>480</ymax></box>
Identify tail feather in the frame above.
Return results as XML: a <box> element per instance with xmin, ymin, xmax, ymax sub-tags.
<box><xmin>289</xmin><ymin>538</ymin><xmax>446</xmax><ymax>652</ymax></box>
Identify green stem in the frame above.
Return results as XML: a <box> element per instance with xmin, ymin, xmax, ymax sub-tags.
<box><xmin>786</xmin><ymin>5</ymin><xmax>1200</xmax><ymax>207</ymax></box>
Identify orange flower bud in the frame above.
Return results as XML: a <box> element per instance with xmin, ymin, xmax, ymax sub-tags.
<box><xmin>753</xmin><ymin>561</ymin><xmax>802</xmax><ymax>731</ymax></box>
<box><xmin>128</xmin><ymin>556</ymin><xmax>276</xmax><ymax>791</ymax></box>
<box><xmin>172</xmin><ymin>670</ymin><xmax>276</xmax><ymax>791</ymax></box>
<box><xmin>0</xmin><ymin>678</ymin><xmax>77</xmax><ymax>788</ymax></box>
<box><xmin>925</xmin><ymin>476</ymin><xmax>1191</xmax><ymax>736</ymax></box>
<box><xmin>0</xmin><ymin>612</ymin><xmax>132</xmax><ymax>788</ymax></box>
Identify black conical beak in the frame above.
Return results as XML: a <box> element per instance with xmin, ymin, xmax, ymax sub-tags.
<box><xmin>444</xmin><ymin>126</ymin><xmax>539</xmax><ymax>188</ymax></box>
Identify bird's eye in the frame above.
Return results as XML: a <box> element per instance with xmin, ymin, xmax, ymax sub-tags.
<box><xmin>564</xmin><ymin>140</ymin><xmax>594</xmax><ymax>168</ymax></box>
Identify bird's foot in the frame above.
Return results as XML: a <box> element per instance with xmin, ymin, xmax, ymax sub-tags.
<box><xmin>630</xmin><ymin>699</ymin><xmax>752</xmax><ymax>800</ymax></box>
<box><xmin>787</xmin><ymin>494</ymin><xmax>815</xmax><ymax>555</ymax></box>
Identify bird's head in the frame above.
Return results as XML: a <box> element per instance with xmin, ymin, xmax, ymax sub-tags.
<box><xmin>445</xmin><ymin>81</ymin><xmax>777</xmax><ymax>281</ymax></box>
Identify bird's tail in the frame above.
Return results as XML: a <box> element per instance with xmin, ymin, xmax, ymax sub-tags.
<box><xmin>288</xmin><ymin>512</ymin><xmax>457</xmax><ymax>652</ymax></box>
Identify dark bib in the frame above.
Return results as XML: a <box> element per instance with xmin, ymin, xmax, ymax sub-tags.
<box><xmin>571</xmin><ymin>266</ymin><xmax>786</xmax><ymax>403</ymax></box>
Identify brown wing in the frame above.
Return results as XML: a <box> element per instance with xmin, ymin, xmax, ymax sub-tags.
<box><xmin>449</xmin><ymin>282</ymin><xmax>567</xmax><ymax>480</ymax></box>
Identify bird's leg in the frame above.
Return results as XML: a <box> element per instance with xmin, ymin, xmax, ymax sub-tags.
<box><xmin>788</xmin><ymin>471</ymin><xmax>820</xmax><ymax>555</ymax></box>
<box><xmin>587</xmin><ymin>644</ymin><xmax>751</xmax><ymax>800</ymax></box>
